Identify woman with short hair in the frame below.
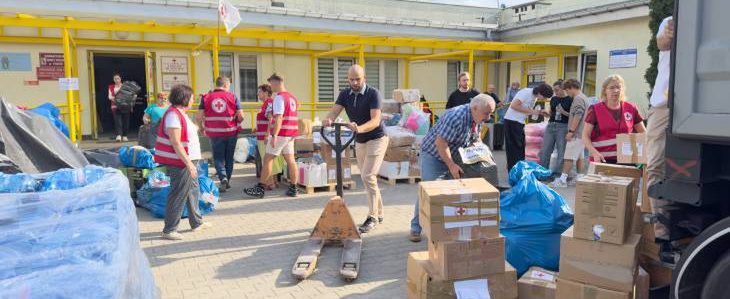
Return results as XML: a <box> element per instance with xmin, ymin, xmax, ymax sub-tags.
<box><xmin>583</xmin><ymin>75</ymin><xmax>646</xmax><ymax>164</ymax></box>
<box><xmin>254</xmin><ymin>84</ymin><xmax>284</xmax><ymax>189</ymax></box>
<box><xmin>154</xmin><ymin>84</ymin><xmax>211</xmax><ymax>240</ymax></box>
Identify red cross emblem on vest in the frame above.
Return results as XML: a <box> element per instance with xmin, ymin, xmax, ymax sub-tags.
<box><xmin>212</xmin><ymin>98</ymin><xmax>227</xmax><ymax>113</ymax></box>
<box><xmin>456</xmin><ymin>207</ymin><xmax>466</xmax><ymax>216</ymax></box>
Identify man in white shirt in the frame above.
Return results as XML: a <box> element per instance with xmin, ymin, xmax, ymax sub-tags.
<box><xmin>647</xmin><ymin>16</ymin><xmax>673</xmax><ymax>241</ymax></box>
<box><xmin>503</xmin><ymin>83</ymin><xmax>553</xmax><ymax>171</ymax></box>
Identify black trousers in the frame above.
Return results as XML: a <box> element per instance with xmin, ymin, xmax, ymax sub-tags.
<box><xmin>504</xmin><ymin>119</ymin><xmax>525</xmax><ymax>172</ymax></box>
<box><xmin>113</xmin><ymin>111</ymin><xmax>131</xmax><ymax>137</ymax></box>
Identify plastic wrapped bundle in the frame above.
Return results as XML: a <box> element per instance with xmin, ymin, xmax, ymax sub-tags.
<box><xmin>500</xmin><ymin>161</ymin><xmax>574</xmax><ymax>276</ymax></box>
<box><xmin>118</xmin><ymin>146</ymin><xmax>157</xmax><ymax>169</ymax></box>
<box><xmin>383</xmin><ymin>126</ymin><xmax>416</xmax><ymax>148</ymax></box>
<box><xmin>0</xmin><ymin>166</ymin><xmax>158</xmax><ymax>299</ymax></box>
<box><xmin>0</xmin><ymin>172</ymin><xmax>38</xmax><ymax>193</ymax></box>
<box><xmin>136</xmin><ymin>170</ymin><xmax>219</xmax><ymax>219</ymax></box>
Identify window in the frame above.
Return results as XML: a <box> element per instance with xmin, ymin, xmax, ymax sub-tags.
<box><xmin>217</xmin><ymin>52</ymin><xmax>234</xmax><ymax>81</ymax></box>
<box><xmin>581</xmin><ymin>53</ymin><xmax>598</xmax><ymax>97</ymax></box>
<box><xmin>317</xmin><ymin>58</ymin><xmax>399</xmax><ymax>101</ymax></box>
<box><xmin>238</xmin><ymin>55</ymin><xmax>258</xmax><ymax>102</ymax></box>
<box><xmin>564</xmin><ymin>56</ymin><xmax>579</xmax><ymax>81</ymax></box>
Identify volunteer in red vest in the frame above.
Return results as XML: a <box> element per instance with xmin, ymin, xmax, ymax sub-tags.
<box><xmin>244</xmin><ymin>73</ymin><xmax>300</xmax><ymax>198</ymax></box>
<box><xmin>254</xmin><ymin>83</ymin><xmax>285</xmax><ymax>189</ymax></box>
<box><xmin>108</xmin><ymin>73</ymin><xmax>129</xmax><ymax>142</ymax></box>
<box><xmin>197</xmin><ymin>76</ymin><xmax>243</xmax><ymax>192</ymax></box>
<box><xmin>155</xmin><ymin>84</ymin><xmax>211</xmax><ymax>241</ymax></box>
<box><xmin>582</xmin><ymin>74</ymin><xmax>646</xmax><ymax>164</ymax></box>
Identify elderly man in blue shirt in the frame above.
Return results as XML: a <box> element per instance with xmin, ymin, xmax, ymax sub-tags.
<box><xmin>409</xmin><ymin>93</ymin><xmax>496</xmax><ymax>242</ymax></box>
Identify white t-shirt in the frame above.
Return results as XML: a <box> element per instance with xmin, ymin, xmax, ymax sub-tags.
<box><xmin>504</xmin><ymin>88</ymin><xmax>535</xmax><ymax>124</ymax></box>
<box><xmin>650</xmin><ymin>16</ymin><xmax>672</xmax><ymax>108</ymax></box>
<box><xmin>273</xmin><ymin>95</ymin><xmax>285</xmax><ymax>115</ymax></box>
<box><xmin>164</xmin><ymin>111</ymin><xmax>202</xmax><ymax>160</ymax></box>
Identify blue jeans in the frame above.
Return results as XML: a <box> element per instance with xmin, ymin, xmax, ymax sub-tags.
<box><xmin>211</xmin><ymin>136</ymin><xmax>237</xmax><ymax>181</ymax></box>
<box><xmin>539</xmin><ymin>122</ymin><xmax>568</xmax><ymax>174</ymax></box>
<box><xmin>410</xmin><ymin>151</ymin><xmax>451</xmax><ymax>235</ymax></box>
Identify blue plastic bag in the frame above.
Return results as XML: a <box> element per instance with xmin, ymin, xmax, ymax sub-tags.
<box><xmin>118</xmin><ymin>146</ymin><xmax>157</xmax><ymax>169</ymax></box>
<box><xmin>508</xmin><ymin>160</ymin><xmax>553</xmax><ymax>186</ymax></box>
<box><xmin>40</xmin><ymin>166</ymin><xmax>107</xmax><ymax>191</ymax></box>
<box><xmin>500</xmin><ymin>161</ymin><xmax>573</xmax><ymax>276</ymax></box>
<box><xmin>0</xmin><ymin>173</ymin><xmax>38</xmax><ymax>193</ymax></box>
<box><xmin>136</xmin><ymin>170</ymin><xmax>218</xmax><ymax>218</ymax></box>
<box><xmin>29</xmin><ymin>103</ymin><xmax>70</xmax><ymax>137</ymax></box>
<box><xmin>247</xmin><ymin>136</ymin><xmax>257</xmax><ymax>161</ymax></box>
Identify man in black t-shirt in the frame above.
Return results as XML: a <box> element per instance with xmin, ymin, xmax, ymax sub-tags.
<box><xmin>324</xmin><ymin>65</ymin><xmax>388</xmax><ymax>234</ymax></box>
<box><xmin>539</xmin><ymin>80</ymin><xmax>573</xmax><ymax>175</ymax></box>
<box><xmin>446</xmin><ymin>72</ymin><xmax>480</xmax><ymax>109</ymax></box>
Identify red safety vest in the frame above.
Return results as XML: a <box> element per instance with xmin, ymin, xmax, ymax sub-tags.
<box><xmin>590</xmin><ymin>101</ymin><xmax>638</xmax><ymax>162</ymax></box>
<box><xmin>108</xmin><ymin>84</ymin><xmax>118</xmax><ymax>111</ymax></box>
<box><xmin>202</xmin><ymin>89</ymin><xmax>238</xmax><ymax>137</ymax></box>
<box><xmin>272</xmin><ymin>91</ymin><xmax>299</xmax><ymax>137</ymax></box>
<box><xmin>154</xmin><ymin>107</ymin><xmax>189</xmax><ymax>168</ymax></box>
<box><xmin>256</xmin><ymin>97</ymin><xmax>273</xmax><ymax>141</ymax></box>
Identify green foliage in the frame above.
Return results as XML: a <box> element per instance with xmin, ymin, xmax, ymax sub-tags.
<box><xmin>645</xmin><ymin>0</ymin><xmax>675</xmax><ymax>98</ymax></box>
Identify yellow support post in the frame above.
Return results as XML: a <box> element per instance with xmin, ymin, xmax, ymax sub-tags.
<box><xmin>62</xmin><ymin>28</ymin><xmax>76</xmax><ymax>143</ymax></box>
<box><xmin>190</xmin><ymin>52</ymin><xmax>196</xmax><ymax>93</ymax></box>
<box><xmin>404</xmin><ymin>60</ymin><xmax>410</xmax><ymax>88</ymax></box>
<box><xmin>468</xmin><ymin>50</ymin><xmax>474</xmax><ymax>87</ymax></box>
<box><xmin>483</xmin><ymin>60</ymin><xmax>489</xmax><ymax>91</ymax></box>
<box><xmin>71</xmin><ymin>40</ymin><xmax>81</xmax><ymax>141</ymax></box>
<box><xmin>358</xmin><ymin>44</ymin><xmax>365</xmax><ymax>67</ymax></box>
<box><xmin>212</xmin><ymin>35</ymin><xmax>220</xmax><ymax>78</ymax></box>
<box><xmin>310</xmin><ymin>55</ymin><xmax>316</xmax><ymax>120</ymax></box>
<box><xmin>557</xmin><ymin>53</ymin><xmax>565</xmax><ymax>80</ymax></box>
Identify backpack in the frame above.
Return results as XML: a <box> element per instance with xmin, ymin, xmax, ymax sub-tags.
<box><xmin>115</xmin><ymin>81</ymin><xmax>141</xmax><ymax>113</ymax></box>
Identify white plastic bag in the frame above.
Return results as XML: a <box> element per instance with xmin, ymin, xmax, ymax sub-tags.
<box><xmin>234</xmin><ymin>137</ymin><xmax>250</xmax><ymax>163</ymax></box>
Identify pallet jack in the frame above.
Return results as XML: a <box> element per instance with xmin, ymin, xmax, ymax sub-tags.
<box><xmin>292</xmin><ymin>123</ymin><xmax>362</xmax><ymax>282</ymax></box>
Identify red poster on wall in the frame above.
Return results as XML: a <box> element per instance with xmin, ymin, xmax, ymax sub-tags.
<box><xmin>37</xmin><ymin>53</ymin><xmax>65</xmax><ymax>80</ymax></box>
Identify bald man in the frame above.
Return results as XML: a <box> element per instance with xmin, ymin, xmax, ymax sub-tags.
<box><xmin>325</xmin><ymin>64</ymin><xmax>388</xmax><ymax>233</ymax></box>
<box><xmin>486</xmin><ymin>84</ymin><xmax>502</xmax><ymax>107</ymax></box>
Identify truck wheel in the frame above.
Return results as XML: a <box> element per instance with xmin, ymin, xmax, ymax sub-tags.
<box><xmin>701</xmin><ymin>250</ymin><xmax>730</xmax><ymax>299</ymax></box>
<box><xmin>672</xmin><ymin>216</ymin><xmax>730</xmax><ymax>299</ymax></box>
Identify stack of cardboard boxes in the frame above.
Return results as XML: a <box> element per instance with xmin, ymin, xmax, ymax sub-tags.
<box><xmin>407</xmin><ymin>178</ymin><xmax>518</xmax><ymax>299</ymax></box>
<box><xmin>557</xmin><ymin>173</ymin><xmax>647</xmax><ymax>299</ymax></box>
<box><xmin>381</xmin><ymin>88</ymin><xmax>423</xmax><ymax>180</ymax></box>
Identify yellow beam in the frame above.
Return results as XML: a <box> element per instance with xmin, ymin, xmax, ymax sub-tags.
<box><xmin>192</xmin><ymin>36</ymin><xmax>212</xmax><ymax>51</ymax></box>
<box><xmin>212</xmin><ymin>35</ymin><xmax>220</xmax><ymax>78</ymax></box>
<box><xmin>358</xmin><ymin>44</ymin><xmax>365</xmax><ymax>67</ymax></box>
<box><xmin>315</xmin><ymin>45</ymin><xmax>360</xmax><ymax>58</ymax></box>
<box><xmin>489</xmin><ymin>53</ymin><xmax>558</xmax><ymax>63</ymax></box>
<box><xmin>71</xmin><ymin>42</ymin><xmax>81</xmax><ymax>141</ymax></box>
<box><xmin>468</xmin><ymin>50</ymin><xmax>474</xmax><ymax>87</ymax></box>
<box><xmin>409</xmin><ymin>49</ymin><xmax>470</xmax><ymax>61</ymax></box>
<box><xmin>62</xmin><ymin>28</ymin><xmax>76</xmax><ymax>143</ymax></box>
<box><xmin>190</xmin><ymin>52</ymin><xmax>196</xmax><ymax>93</ymax></box>
<box><xmin>0</xmin><ymin>16</ymin><xmax>581</xmax><ymax>53</ymax></box>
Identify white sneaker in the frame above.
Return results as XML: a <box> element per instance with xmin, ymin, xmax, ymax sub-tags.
<box><xmin>550</xmin><ymin>179</ymin><xmax>568</xmax><ymax>188</ymax></box>
<box><xmin>192</xmin><ymin>222</ymin><xmax>212</xmax><ymax>232</ymax></box>
<box><xmin>122</xmin><ymin>136</ymin><xmax>129</xmax><ymax>142</ymax></box>
<box><xmin>162</xmin><ymin>232</ymin><xmax>184</xmax><ymax>240</ymax></box>
<box><xmin>115</xmin><ymin>135</ymin><xmax>122</xmax><ymax>142</ymax></box>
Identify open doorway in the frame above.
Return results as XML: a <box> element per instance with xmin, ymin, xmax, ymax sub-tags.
<box><xmin>92</xmin><ymin>53</ymin><xmax>148</xmax><ymax>139</ymax></box>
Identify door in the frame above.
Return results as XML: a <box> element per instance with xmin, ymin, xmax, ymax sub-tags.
<box><xmin>91</xmin><ymin>52</ymin><xmax>148</xmax><ymax>138</ymax></box>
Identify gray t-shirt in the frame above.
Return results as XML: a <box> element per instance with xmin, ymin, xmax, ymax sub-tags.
<box><xmin>569</xmin><ymin>93</ymin><xmax>588</xmax><ymax>136</ymax></box>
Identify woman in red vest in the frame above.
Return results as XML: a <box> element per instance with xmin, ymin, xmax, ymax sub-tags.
<box><xmin>582</xmin><ymin>75</ymin><xmax>646</xmax><ymax>164</ymax></box>
<box><xmin>254</xmin><ymin>84</ymin><xmax>284</xmax><ymax>189</ymax></box>
<box><xmin>108</xmin><ymin>73</ymin><xmax>128</xmax><ymax>142</ymax></box>
<box><xmin>155</xmin><ymin>84</ymin><xmax>211</xmax><ymax>240</ymax></box>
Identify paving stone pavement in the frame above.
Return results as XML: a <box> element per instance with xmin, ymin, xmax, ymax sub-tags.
<box><xmin>137</xmin><ymin>150</ymin><xmax>576</xmax><ymax>298</ymax></box>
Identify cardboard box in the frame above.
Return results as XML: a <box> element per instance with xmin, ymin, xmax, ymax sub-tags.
<box><xmin>295</xmin><ymin>138</ymin><xmax>314</xmax><ymax>158</ymax></box>
<box><xmin>319</xmin><ymin>142</ymin><xmax>353</xmax><ymax>165</ymax></box>
<box><xmin>589</xmin><ymin>162</ymin><xmax>642</xmax><ymax>205</ymax></box>
<box><xmin>640</xmin><ymin>168</ymin><xmax>652</xmax><ymax>213</ymax></box>
<box><xmin>555</xmin><ymin>279</ymin><xmax>632</xmax><ymax>299</ymax></box>
<box><xmin>574</xmin><ymin>174</ymin><xmax>636</xmax><ymax>244</ymax></box>
<box><xmin>630</xmin><ymin>204</ymin><xmax>643</xmax><ymax>235</ymax></box>
<box><xmin>327</xmin><ymin>164</ymin><xmax>352</xmax><ymax>185</ymax></box>
<box><xmin>635</xmin><ymin>266</ymin><xmax>649</xmax><ymax>299</ymax></box>
<box><xmin>384</xmin><ymin>126</ymin><xmax>417</xmax><ymax>148</ymax></box>
<box><xmin>406</xmin><ymin>251</ymin><xmax>518</xmax><ymax>299</ymax></box>
<box><xmin>384</xmin><ymin>146</ymin><xmax>412</xmax><ymax>162</ymax></box>
<box><xmin>409</xmin><ymin>150</ymin><xmax>421</xmax><ymax>177</ymax></box>
<box><xmin>379</xmin><ymin>161</ymin><xmax>410</xmax><ymax>178</ymax></box>
<box><xmin>616</xmin><ymin>133</ymin><xmax>647</xmax><ymax>164</ymax></box>
<box><xmin>382</xmin><ymin>99</ymin><xmax>401</xmax><ymax>114</ymax></box>
<box><xmin>394</xmin><ymin>88</ymin><xmax>421</xmax><ymax>103</ymax></box>
<box><xmin>638</xmin><ymin>255</ymin><xmax>673</xmax><ymax>288</ymax></box>
<box><xmin>559</xmin><ymin>228</ymin><xmax>640</xmax><ymax>292</ymax></box>
<box><xmin>419</xmin><ymin>179</ymin><xmax>500</xmax><ymax>242</ymax></box>
<box><xmin>517</xmin><ymin>267</ymin><xmax>557</xmax><ymax>299</ymax></box>
<box><xmin>298</xmin><ymin>119</ymin><xmax>313</xmax><ymax>138</ymax></box>
<box><xmin>427</xmin><ymin>236</ymin><xmax>505</xmax><ymax>281</ymax></box>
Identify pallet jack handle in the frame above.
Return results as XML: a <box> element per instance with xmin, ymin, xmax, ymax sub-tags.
<box><xmin>321</xmin><ymin>123</ymin><xmax>357</xmax><ymax>197</ymax></box>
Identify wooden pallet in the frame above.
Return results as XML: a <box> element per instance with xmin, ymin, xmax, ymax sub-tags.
<box><xmin>297</xmin><ymin>181</ymin><xmax>357</xmax><ymax>194</ymax></box>
<box><xmin>378</xmin><ymin>175</ymin><xmax>421</xmax><ymax>186</ymax></box>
